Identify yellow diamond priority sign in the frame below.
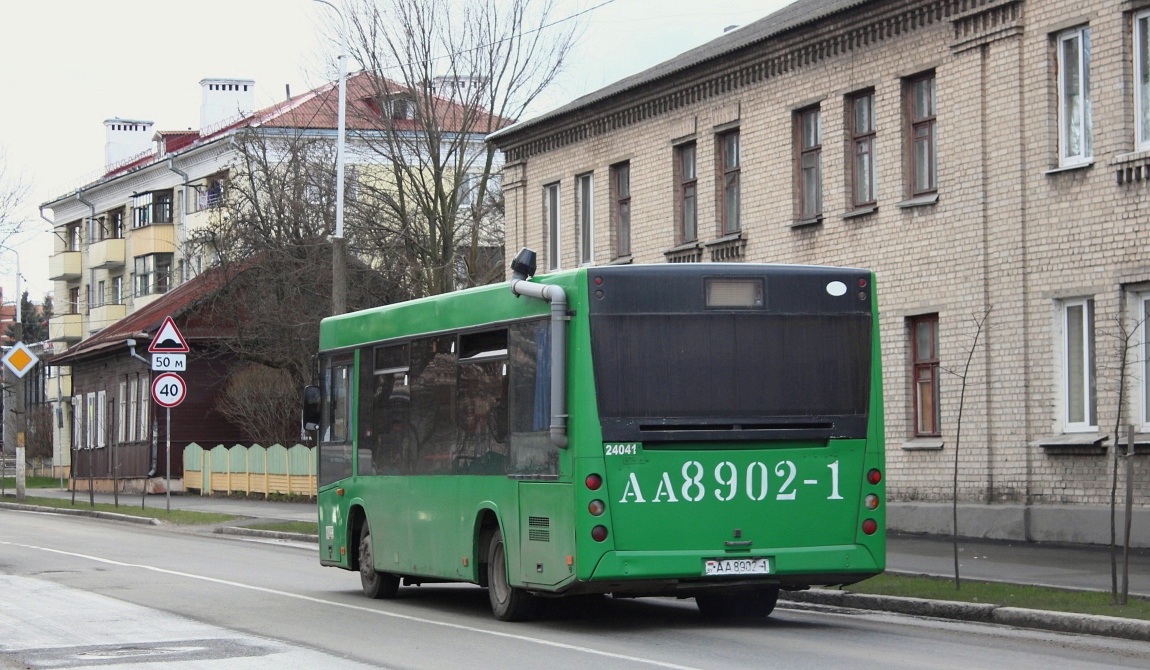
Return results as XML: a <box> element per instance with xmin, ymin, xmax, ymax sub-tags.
<box><xmin>2</xmin><ymin>341</ymin><xmax>39</xmax><ymax>379</ymax></box>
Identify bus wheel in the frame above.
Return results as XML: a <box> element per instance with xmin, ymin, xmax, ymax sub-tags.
<box><xmin>358</xmin><ymin>523</ymin><xmax>399</xmax><ymax>599</ymax></box>
<box><xmin>695</xmin><ymin>587</ymin><xmax>779</xmax><ymax>619</ymax></box>
<box><xmin>486</xmin><ymin>528</ymin><xmax>538</xmax><ymax>621</ymax></box>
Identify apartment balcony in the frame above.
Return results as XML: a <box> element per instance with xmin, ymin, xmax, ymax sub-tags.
<box><xmin>46</xmin><ymin>372</ymin><xmax>72</xmax><ymax>401</ymax></box>
<box><xmin>49</xmin><ymin>251</ymin><xmax>82</xmax><ymax>281</ymax></box>
<box><xmin>90</xmin><ymin>238</ymin><xmax>126</xmax><ymax>269</ymax></box>
<box><xmin>49</xmin><ymin>313</ymin><xmax>83</xmax><ymax>343</ymax></box>
<box><xmin>130</xmin><ymin>223</ymin><xmax>175</xmax><ymax>257</ymax></box>
<box><xmin>89</xmin><ymin>303</ymin><xmax>127</xmax><ymax>332</ymax></box>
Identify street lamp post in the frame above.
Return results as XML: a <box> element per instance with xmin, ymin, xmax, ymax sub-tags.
<box><xmin>0</xmin><ymin>243</ymin><xmax>24</xmax><ymax>503</ymax></box>
<box><xmin>314</xmin><ymin>0</ymin><xmax>349</xmax><ymax>315</ymax></box>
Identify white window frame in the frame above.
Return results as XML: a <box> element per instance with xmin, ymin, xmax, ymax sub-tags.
<box><xmin>1057</xmin><ymin>26</ymin><xmax>1092</xmax><ymax>166</ymax></box>
<box><xmin>85</xmin><ymin>392</ymin><xmax>96</xmax><ymax>449</ymax></box>
<box><xmin>128</xmin><ymin>378</ymin><xmax>138</xmax><ymax>442</ymax></box>
<box><xmin>1136</xmin><ymin>12</ymin><xmax>1150</xmax><ymax>151</ymax></box>
<box><xmin>1141</xmin><ymin>295</ymin><xmax>1150</xmax><ymax>433</ymax></box>
<box><xmin>118</xmin><ymin>381</ymin><xmax>127</xmax><ymax>444</ymax></box>
<box><xmin>1061</xmin><ymin>297</ymin><xmax>1096</xmax><ymax>432</ymax></box>
<box><xmin>96</xmin><ymin>390</ymin><xmax>107</xmax><ymax>448</ymax></box>
<box><xmin>545</xmin><ymin>182</ymin><xmax>561</xmax><ymax>271</ymax></box>
<box><xmin>140</xmin><ymin>378</ymin><xmax>150</xmax><ymax>440</ymax></box>
<box><xmin>577</xmin><ymin>173</ymin><xmax>594</xmax><ymax>265</ymax></box>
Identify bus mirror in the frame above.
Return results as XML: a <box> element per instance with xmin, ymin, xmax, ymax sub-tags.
<box><xmin>302</xmin><ymin>385</ymin><xmax>321</xmax><ymax>431</ymax></box>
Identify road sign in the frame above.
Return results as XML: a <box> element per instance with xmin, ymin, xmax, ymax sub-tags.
<box><xmin>148</xmin><ymin>316</ymin><xmax>190</xmax><ymax>353</ymax></box>
<box><xmin>151</xmin><ymin>353</ymin><xmax>187</xmax><ymax>372</ymax></box>
<box><xmin>2</xmin><ymin>342</ymin><xmax>39</xmax><ymax>379</ymax></box>
<box><xmin>151</xmin><ymin>372</ymin><xmax>187</xmax><ymax>408</ymax></box>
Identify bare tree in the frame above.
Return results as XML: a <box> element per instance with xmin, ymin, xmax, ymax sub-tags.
<box><xmin>0</xmin><ymin>147</ymin><xmax>31</xmax><ymax>240</ymax></box>
<box><xmin>216</xmin><ymin>363</ymin><xmax>301</xmax><ymax>446</ymax></box>
<box><xmin>342</xmin><ymin>0</ymin><xmax>577</xmax><ymax>296</ymax></box>
<box><xmin>1096</xmin><ymin>309</ymin><xmax>1148</xmax><ymax>605</ymax></box>
<box><xmin>191</xmin><ymin>129</ymin><xmax>408</xmax><ymax>393</ymax></box>
<box><xmin>942</xmin><ymin>307</ymin><xmax>991</xmax><ymax>590</ymax></box>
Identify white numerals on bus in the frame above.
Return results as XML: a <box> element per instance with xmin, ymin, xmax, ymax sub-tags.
<box><xmin>619</xmin><ymin>459</ymin><xmax>846</xmax><ymax>504</ymax></box>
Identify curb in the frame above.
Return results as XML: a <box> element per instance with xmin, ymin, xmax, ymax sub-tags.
<box><xmin>781</xmin><ymin>588</ymin><xmax>1150</xmax><ymax>642</ymax></box>
<box><xmin>0</xmin><ymin>501</ymin><xmax>160</xmax><ymax>525</ymax></box>
<box><xmin>215</xmin><ymin>526</ymin><xmax>318</xmax><ymax>543</ymax></box>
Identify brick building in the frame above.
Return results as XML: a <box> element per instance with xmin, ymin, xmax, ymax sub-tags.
<box><xmin>491</xmin><ymin>0</ymin><xmax>1150</xmax><ymax>543</ymax></box>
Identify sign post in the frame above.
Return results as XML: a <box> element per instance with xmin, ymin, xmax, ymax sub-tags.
<box><xmin>148</xmin><ymin>317</ymin><xmax>190</xmax><ymax>512</ymax></box>
<box><xmin>3</xmin><ymin>340</ymin><xmax>40</xmax><ymax>504</ymax></box>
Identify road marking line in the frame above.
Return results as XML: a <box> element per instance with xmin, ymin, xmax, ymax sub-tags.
<box><xmin>0</xmin><ymin>540</ymin><xmax>699</xmax><ymax>670</ymax></box>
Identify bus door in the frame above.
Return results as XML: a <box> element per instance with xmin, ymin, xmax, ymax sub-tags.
<box><xmin>317</xmin><ymin>354</ymin><xmax>354</xmax><ymax>567</ymax></box>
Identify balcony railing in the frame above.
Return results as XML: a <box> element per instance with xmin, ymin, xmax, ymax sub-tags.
<box><xmin>90</xmin><ymin>238</ymin><xmax>126</xmax><ymax>269</ymax></box>
<box><xmin>49</xmin><ymin>251</ymin><xmax>82</xmax><ymax>280</ymax></box>
<box><xmin>49</xmin><ymin>313</ymin><xmax>82</xmax><ymax>343</ymax></box>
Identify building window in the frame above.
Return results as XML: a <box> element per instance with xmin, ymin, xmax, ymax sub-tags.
<box><xmin>95</xmin><ymin>280</ymin><xmax>105</xmax><ymax>308</ymax></box>
<box><xmin>139</xmin><ymin>376</ymin><xmax>150</xmax><ymax>440</ymax></box>
<box><xmin>134</xmin><ymin>253</ymin><xmax>173</xmax><ymax>297</ymax></box>
<box><xmin>719</xmin><ymin>131</ymin><xmax>740</xmax><ymax>233</ymax></box>
<box><xmin>910</xmin><ymin>314</ymin><xmax>940</xmax><ymax>437</ymax></box>
<box><xmin>612</xmin><ymin>162</ymin><xmax>631</xmax><ymax>257</ymax></box>
<box><xmin>85</xmin><ymin>392</ymin><xmax>96</xmax><ymax>450</ymax></box>
<box><xmin>851</xmin><ymin>91</ymin><xmax>877</xmax><ymax>208</ymax></box>
<box><xmin>797</xmin><ymin>107</ymin><xmax>822</xmax><ymax>220</ymax></box>
<box><xmin>128</xmin><ymin>377</ymin><xmax>138</xmax><ymax>443</ymax></box>
<box><xmin>676</xmin><ymin>143</ymin><xmax>697</xmax><ymax>243</ymax></box>
<box><xmin>96</xmin><ymin>389</ymin><xmax>107</xmax><ymax>448</ymax></box>
<box><xmin>132</xmin><ymin>190</ymin><xmax>174</xmax><ymax>227</ymax></box>
<box><xmin>1058</xmin><ymin>26</ymin><xmax>1092</xmax><ymax>166</ymax></box>
<box><xmin>906</xmin><ymin>73</ymin><xmax>937</xmax><ymax>195</ymax></box>
<box><xmin>577</xmin><ymin>173</ymin><xmax>594</xmax><ymax>265</ymax></box>
<box><xmin>111</xmin><ymin>276</ymin><xmax>123</xmax><ymax>305</ymax></box>
<box><xmin>118</xmin><ymin>381</ymin><xmax>127</xmax><ymax>444</ymax></box>
<box><xmin>1062</xmin><ymin>298</ymin><xmax>1096</xmax><ymax>431</ymax></box>
<box><xmin>1137</xmin><ymin>13</ymin><xmax>1150</xmax><ymax>151</ymax></box>
<box><xmin>1142</xmin><ymin>295</ymin><xmax>1150</xmax><ymax>431</ymax></box>
<box><xmin>545</xmin><ymin>183</ymin><xmax>560</xmax><ymax>271</ymax></box>
<box><xmin>67</xmin><ymin>287</ymin><xmax>79</xmax><ymax>315</ymax></box>
<box><xmin>66</xmin><ymin>222</ymin><xmax>81</xmax><ymax>251</ymax></box>
<box><xmin>109</xmin><ymin>208</ymin><xmax>124</xmax><ymax>238</ymax></box>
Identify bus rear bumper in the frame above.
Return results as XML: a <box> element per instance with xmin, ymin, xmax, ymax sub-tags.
<box><xmin>573</xmin><ymin>544</ymin><xmax>882</xmax><ymax>596</ymax></box>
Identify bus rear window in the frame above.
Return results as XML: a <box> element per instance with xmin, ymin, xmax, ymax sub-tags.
<box><xmin>590</xmin><ymin>313</ymin><xmax>870</xmax><ymax>437</ymax></box>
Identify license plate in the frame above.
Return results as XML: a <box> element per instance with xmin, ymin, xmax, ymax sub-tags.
<box><xmin>703</xmin><ymin>558</ymin><xmax>771</xmax><ymax>576</ymax></box>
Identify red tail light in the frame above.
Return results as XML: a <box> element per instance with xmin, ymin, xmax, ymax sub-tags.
<box><xmin>585</xmin><ymin>473</ymin><xmax>602</xmax><ymax>490</ymax></box>
<box><xmin>867</xmin><ymin>469</ymin><xmax>882</xmax><ymax>485</ymax></box>
<box><xmin>862</xmin><ymin>519</ymin><xmax>878</xmax><ymax>535</ymax></box>
<box><xmin>591</xmin><ymin>525</ymin><xmax>609</xmax><ymax>542</ymax></box>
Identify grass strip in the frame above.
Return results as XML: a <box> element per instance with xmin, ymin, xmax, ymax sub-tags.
<box><xmin>851</xmin><ymin>573</ymin><xmax>1150</xmax><ymax>620</ymax></box>
<box><xmin>243</xmin><ymin>521</ymin><xmax>318</xmax><ymax>535</ymax></box>
<box><xmin>0</xmin><ymin>477</ymin><xmax>64</xmax><ymax>489</ymax></box>
<box><xmin>7</xmin><ymin>495</ymin><xmax>237</xmax><ymax>525</ymax></box>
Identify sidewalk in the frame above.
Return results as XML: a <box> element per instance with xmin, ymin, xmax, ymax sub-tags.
<box><xmin>5</xmin><ymin>487</ymin><xmax>315</xmax><ymax>523</ymax></box>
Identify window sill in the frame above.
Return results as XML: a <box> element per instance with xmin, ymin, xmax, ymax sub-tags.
<box><xmin>1111</xmin><ymin>150</ymin><xmax>1150</xmax><ymax>166</ymax></box>
<box><xmin>896</xmin><ymin>194</ymin><xmax>938</xmax><ymax>209</ymax></box>
<box><xmin>1042</xmin><ymin>160</ymin><xmax>1094</xmax><ymax>175</ymax></box>
<box><xmin>705</xmin><ymin>232</ymin><xmax>745</xmax><ymax>247</ymax></box>
<box><xmin>608</xmin><ymin>254</ymin><xmax>633</xmax><ymax>265</ymax></box>
<box><xmin>1034</xmin><ymin>432</ymin><xmax>1109</xmax><ymax>455</ymax></box>
<box><xmin>842</xmin><ymin>205</ymin><xmax>877</xmax><ymax>220</ymax></box>
<box><xmin>791</xmin><ymin>216</ymin><xmax>823</xmax><ymax>229</ymax></box>
<box><xmin>901</xmin><ymin>438</ymin><xmax>943</xmax><ymax>451</ymax></box>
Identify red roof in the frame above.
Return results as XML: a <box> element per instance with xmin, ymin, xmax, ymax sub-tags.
<box><xmin>48</xmin><ymin>266</ymin><xmax>233</xmax><ymax>365</ymax></box>
<box><xmin>97</xmin><ymin>72</ymin><xmax>511</xmax><ymax>181</ymax></box>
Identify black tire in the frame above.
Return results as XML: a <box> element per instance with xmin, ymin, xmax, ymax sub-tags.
<box><xmin>486</xmin><ymin>528</ymin><xmax>538</xmax><ymax>621</ymax></box>
<box><xmin>695</xmin><ymin>586</ymin><xmax>779</xmax><ymax>619</ymax></box>
<box><xmin>358</xmin><ymin>523</ymin><xmax>400</xmax><ymax>599</ymax></box>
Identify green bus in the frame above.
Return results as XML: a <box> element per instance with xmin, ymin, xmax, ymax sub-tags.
<box><xmin>304</xmin><ymin>250</ymin><xmax>884</xmax><ymax>621</ymax></box>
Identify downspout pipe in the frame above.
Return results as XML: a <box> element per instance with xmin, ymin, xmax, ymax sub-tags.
<box><xmin>75</xmin><ymin>189</ymin><xmax>97</xmax><ymax>225</ymax></box>
<box><xmin>508</xmin><ymin>248</ymin><xmax>568</xmax><ymax>449</ymax></box>
<box><xmin>167</xmin><ymin>158</ymin><xmax>190</xmax><ymax>254</ymax></box>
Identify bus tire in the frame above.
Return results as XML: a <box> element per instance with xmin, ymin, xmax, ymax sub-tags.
<box><xmin>486</xmin><ymin>528</ymin><xmax>537</xmax><ymax>621</ymax></box>
<box><xmin>358</xmin><ymin>523</ymin><xmax>399</xmax><ymax>599</ymax></box>
<box><xmin>695</xmin><ymin>586</ymin><xmax>779</xmax><ymax>619</ymax></box>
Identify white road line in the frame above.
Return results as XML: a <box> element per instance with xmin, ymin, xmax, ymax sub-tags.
<box><xmin>0</xmin><ymin>540</ymin><xmax>700</xmax><ymax>670</ymax></box>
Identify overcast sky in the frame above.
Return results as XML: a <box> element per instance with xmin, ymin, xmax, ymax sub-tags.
<box><xmin>0</xmin><ymin>0</ymin><xmax>792</xmax><ymax>306</ymax></box>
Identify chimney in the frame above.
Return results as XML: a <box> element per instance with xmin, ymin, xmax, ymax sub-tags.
<box><xmin>104</xmin><ymin>118</ymin><xmax>155</xmax><ymax>170</ymax></box>
<box><xmin>199</xmin><ymin>78</ymin><xmax>256</xmax><ymax>131</ymax></box>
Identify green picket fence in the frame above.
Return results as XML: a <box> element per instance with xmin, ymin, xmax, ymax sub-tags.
<box><xmin>184</xmin><ymin>443</ymin><xmax>316</xmax><ymax>496</ymax></box>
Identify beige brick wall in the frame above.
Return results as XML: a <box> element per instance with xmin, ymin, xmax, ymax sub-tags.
<box><xmin>497</xmin><ymin>0</ymin><xmax>1150</xmax><ymax>507</ymax></box>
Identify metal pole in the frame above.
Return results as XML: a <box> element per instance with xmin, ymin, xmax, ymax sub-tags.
<box><xmin>166</xmin><ymin>407</ymin><xmax>171</xmax><ymax>513</ymax></box>
<box><xmin>314</xmin><ymin>0</ymin><xmax>348</xmax><ymax>315</ymax></box>
<box><xmin>1122</xmin><ymin>425</ymin><xmax>1135</xmax><ymax>605</ymax></box>
<box><xmin>111</xmin><ymin>397</ymin><xmax>118</xmax><ymax>508</ymax></box>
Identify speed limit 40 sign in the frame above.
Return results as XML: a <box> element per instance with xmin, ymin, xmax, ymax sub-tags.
<box><xmin>152</xmin><ymin>372</ymin><xmax>187</xmax><ymax>408</ymax></box>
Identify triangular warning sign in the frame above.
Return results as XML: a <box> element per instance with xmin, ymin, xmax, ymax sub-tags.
<box><xmin>148</xmin><ymin>316</ymin><xmax>190</xmax><ymax>353</ymax></box>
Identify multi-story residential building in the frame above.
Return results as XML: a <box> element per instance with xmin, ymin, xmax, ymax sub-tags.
<box><xmin>41</xmin><ymin>74</ymin><xmax>501</xmax><ymax>486</ymax></box>
<box><xmin>491</xmin><ymin>0</ymin><xmax>1150</xmax><ymax>543</ymax></box>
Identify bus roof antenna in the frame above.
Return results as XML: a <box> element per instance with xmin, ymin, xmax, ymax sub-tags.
<box><xmin>510</xmin><ymin>248</ymin><xmax>537</xmax><ymax>281</ymax></box>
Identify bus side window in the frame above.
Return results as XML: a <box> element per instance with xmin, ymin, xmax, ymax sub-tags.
<box><xmin>509</xmin><ymin>321</ymin><xmax>555</xmax><ymax>475</ymax></box>
<box><xmin>456</xmin><ymin>329</ymin><xmax>509</xmax><ymax>475</ymax></box>
<box><xmin>318</xmin><ymin>356</ymin><xmax>354</xmax><ymax>487</ymax></box>
<box><xmin>359</xmin><ymin>343</ymin><xmax>411</xmax><ymax>476</ymax></box>
<box><xmin>408</xmin><ymin>336</ymin><xmax>458</xmax><ymax>475</ymax></box>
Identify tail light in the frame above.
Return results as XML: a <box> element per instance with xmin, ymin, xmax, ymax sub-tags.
<box><xmin>591</xmin><ymin>525</ymin><xmax>609</xmax><ymax>542</ymax></box>
<box><xmin>864</xmin><ymin>494</ymin><xmax>880</xmax><ymax>510</ymax></box>
<box><xmin>862</xmin><ymin>519</ymin><xmax>878</xmax><ymax>535</ymax></box>
<box><xmin>585</xmin><ymin>473</ymin><xmax>602</xmax><ymax>490</ymax></box>
<box><xmin>588</xmin><ymin>500</ymin><xmax>605</xmax><ymax>516</ymax></box>
<box><xmin>866</xmin><ymin>469</ymin><xmax>882</xmax><ymax>485</ymax></box>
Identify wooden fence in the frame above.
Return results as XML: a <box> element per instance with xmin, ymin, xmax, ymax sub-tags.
<box><xmin>183</xmin><ymin>443</ymin><xmax>316</xmax><ymax>497</ymax></box>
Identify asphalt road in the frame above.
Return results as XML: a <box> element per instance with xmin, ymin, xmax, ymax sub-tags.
<box><xmin>2</xmin><ymin>510</ymin><xmax>1150</xmax><ymax>670</ymax></box>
